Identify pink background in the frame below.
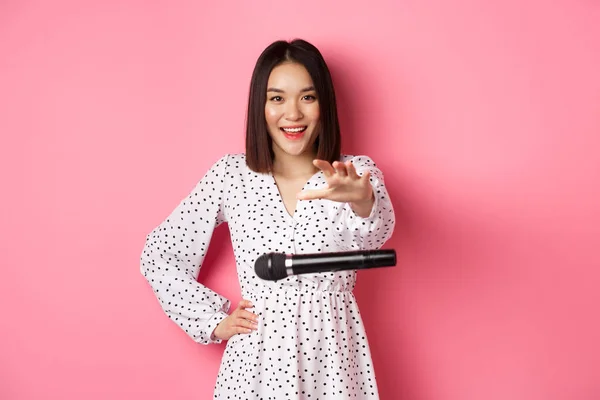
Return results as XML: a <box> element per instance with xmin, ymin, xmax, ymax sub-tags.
<box><xmin>1</xmin><ymin>1</ymin><xmax>599</xmax><ymax>399</ymax></box>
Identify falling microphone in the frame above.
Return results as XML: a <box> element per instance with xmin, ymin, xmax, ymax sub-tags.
<box><xmin>254</xmin><ymin>249</ymin><xmax>396</xmax><ymax>281</ymax></box>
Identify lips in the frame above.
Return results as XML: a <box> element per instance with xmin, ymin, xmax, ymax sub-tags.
<box><xmin>280</xmin><ymin>126</ymin><xmax>307</xmax><ymax>140</ymax></box>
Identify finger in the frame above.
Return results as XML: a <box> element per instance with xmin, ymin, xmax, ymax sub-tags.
<box><xmin>236</xmin><ymin>318</ymin><xmax>258</xmax><ymax>330</ymax></box>
<box><xmin>313</xmin><ymin>159</ymin><xmax>335</xmax><ymax>177</ymax></box>
<box><xmin>346</xmin><ymin>161</ymin><xmax>360</xmax><ymax>180</ymax></box>
<box><xmin>237</xmin><ymin>300</ymin><xmax>253</xmax><ymax>310</ymax></box>
<box><xmin>361</xmin><ymin>170</ymin><xmax>371</xmax><ymax>182</ymax></box>
<box><xmin>239</xmin><ymin>310</ymin><xmax>259</xmax><ymax>323</ymax></box>
<box><xmin>333</xmin><ymin>161</ymin><xmax>347</xmax><ymax>176</ymax></box>
<box><xmin>297</xmin><ymin>187</ymin><xmax>332</xmax><ymax>201</ymax></box>
<box><xmin>234</xmin><ymin>326</ymin><xmax>253</xmax><ymax>334</ymax></box>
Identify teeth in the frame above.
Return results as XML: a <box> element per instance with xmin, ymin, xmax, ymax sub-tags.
<box><xmin>282</xmin><ymin>127</ymin><xmax>306</xmax><ymax>133</ymax></box>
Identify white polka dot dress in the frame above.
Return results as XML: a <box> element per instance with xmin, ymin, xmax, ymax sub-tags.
<box><xmin>141</xmin><ymin>153</ymin><xmax>395</xmax><ymax>399</ymax></box>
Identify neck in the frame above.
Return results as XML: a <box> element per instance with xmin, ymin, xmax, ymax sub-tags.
<box><xmin>272</xmin><ymin>149</ymin><xmax>318</xmax><ymax>179</ymax></box>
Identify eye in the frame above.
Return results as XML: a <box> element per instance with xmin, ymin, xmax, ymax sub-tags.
<box><xmin>302</xmin><ymin>95</ymin><xmax>317</xmax><ymax>101</ymax></box>
<box><xmin>269</xmin><ymin>96</ymin><xmax>283</xmax><ymax>102</ymax></box>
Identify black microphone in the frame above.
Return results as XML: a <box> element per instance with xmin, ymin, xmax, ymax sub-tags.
<box><xmin>254</xmin><ymin>249</ymin><xmax>396</xmax><ymax>281</ymax></box>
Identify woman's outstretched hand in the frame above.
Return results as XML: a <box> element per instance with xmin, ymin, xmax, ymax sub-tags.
<box><xmin>212</xmin><ymin>300</ymin><xmax>259</xmax><ymax>341</ymax></box>
<box><xmin>297</xmin><ymin>160</ymin><xmax>375</xmax><ymax>218</ymax></box>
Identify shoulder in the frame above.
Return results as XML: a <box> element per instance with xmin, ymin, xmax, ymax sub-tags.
<box><xmin>206</xmin><ymin>153</ymin><xmax>246</xmax><ymax>169</ymax></box>
<box><xmin>221</xmin><ymin>153</ymin><xmax>246</xmax><ymax>169</ymax></box>
<box><xmin>211</xmin><ymin>153</ymin><xmax>255</xmax><ymax>180</ymax></box>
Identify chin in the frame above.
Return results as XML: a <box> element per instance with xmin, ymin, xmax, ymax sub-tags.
<box><xmin>274</xmin><ymin>139</ymin><xmax>311</xmax><ymax>156</ymax></box>
<box><xmin>282</xmin><ymin>147</ymin><xmax>309</xmax><ymax>157</ymax></box>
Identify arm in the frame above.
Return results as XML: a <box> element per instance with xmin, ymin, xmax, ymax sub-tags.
<box><xmin>331</xmin><ymin>156</ymin><xmax>396</xmax><ymax>250</ymax></box>
<box><xmin>297</xmin><ymin>155</ymin><xmax>396</xmax><ymax>250</ymax></box>
<box><xmin>140</xmin><ymin>155</ymin><xmax>231</xmax><ymax>344</ymax></box>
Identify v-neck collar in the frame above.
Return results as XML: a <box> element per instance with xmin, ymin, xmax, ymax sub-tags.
<box><xmin>269</xmin><ymin>170</ymin><xmax>322</xmax><ymax>223</ymax></box>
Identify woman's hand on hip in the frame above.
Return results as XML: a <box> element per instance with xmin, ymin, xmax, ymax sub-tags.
<box><xmin>212</xmin><ymin>300</ymin><xmax>259</xmax><ymax>341</ymax></box>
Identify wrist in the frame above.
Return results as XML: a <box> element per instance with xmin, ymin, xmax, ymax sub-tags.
<box><xmin>350</xmin><ymin>191</ymin><xmax>375</xmax><ymax>218</ymax></box>
<box><xmin>206</xmin><ymin>310</ymin><xmax>229</xmax><ymax>343</ymax></box>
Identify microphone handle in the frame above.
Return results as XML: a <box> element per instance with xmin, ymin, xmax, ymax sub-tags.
<box><xmin>290</xmin><ymin>250</ymin><xmax>396</xmax><ymax>275</ymax></box>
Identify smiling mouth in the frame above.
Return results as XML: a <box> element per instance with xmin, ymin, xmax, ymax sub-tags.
<box><xmin>280</xmin><ymin>126</ymin><xmax>307</xmax><ymax>134</ymax></box>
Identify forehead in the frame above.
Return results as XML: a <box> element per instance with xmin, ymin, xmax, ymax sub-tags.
<box><xmin>267</xmin><ymin>62</ymin><xmax>314</xmax><ymax>89</ymax></box>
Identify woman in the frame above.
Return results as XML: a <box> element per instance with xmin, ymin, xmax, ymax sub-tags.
<box><xmin>141</xmin><ymin>39</ymin><xmax>395</xmax><ymax>399</ymax></box>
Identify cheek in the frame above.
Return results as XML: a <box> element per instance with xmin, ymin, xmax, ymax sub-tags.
<box><xmin>264</xmin><ymin>106</ymin><xmax>279</xmax><ymax>125</ymax></box>
<box><xmin>306</xmin><ymin>104</ymin><xmax>320</xmax><ymax>123</ymax></box>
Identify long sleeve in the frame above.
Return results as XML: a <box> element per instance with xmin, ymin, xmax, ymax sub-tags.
<box><xmin>332</xmin><ymin>155</ymin><xmax>396</xmax><ymax>250</ymax></box>
<box><xmin>140</xmin><ymin>154</ymin><xmax>231</xmax><ymax>345</ymax></box>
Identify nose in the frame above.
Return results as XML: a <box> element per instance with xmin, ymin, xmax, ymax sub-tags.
<box><xmin>284</xmin><ymin>100</ymin><xmax>303</xmax><ymax>121</ymax></box>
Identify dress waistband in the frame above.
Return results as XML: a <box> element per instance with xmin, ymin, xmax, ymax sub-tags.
<box><xmin>243</xmin><ymin>282</ymin><xmax>354</xmax><ymax>299</ymax></box>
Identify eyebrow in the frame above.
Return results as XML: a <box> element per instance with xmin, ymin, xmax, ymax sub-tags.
<box><xmin>266</xmin><ymin>86</ymin><xmax>315</xmax><ymax>93</ymax></box>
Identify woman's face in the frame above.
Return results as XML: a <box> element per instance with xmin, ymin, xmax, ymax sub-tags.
<box><xmin>265</xmin><ymin>62</ymin><xmax>320</xmax><ymax>159</ymax></box>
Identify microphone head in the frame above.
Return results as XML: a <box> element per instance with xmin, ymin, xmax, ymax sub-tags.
<box><xmin>254</xmin><ymin>253</ymin><xmax>287</xmax><ymax>281</ymax></box>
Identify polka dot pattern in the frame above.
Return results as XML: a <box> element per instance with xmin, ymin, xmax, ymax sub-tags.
<box><xmin>141</xmin><ymin>153</ymin><xmax>395</xmax><ymax>399</ymax></box>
